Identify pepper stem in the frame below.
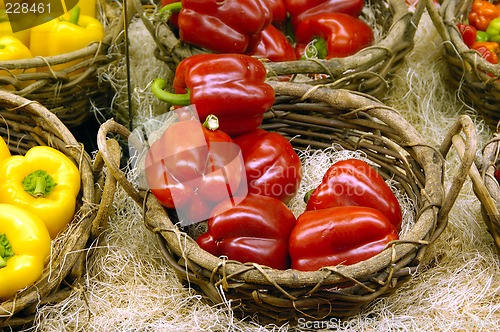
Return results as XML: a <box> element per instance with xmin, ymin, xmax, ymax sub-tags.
<box><xmin>69</xmin><ymin>5</ymin><xmax>80</xmax><ymax>25</ymax></box>
<box><xmin>22</xmin><ymin>170</ymin><xmax>57</xmax><ymax>198</ymax></box>
<box><xmin>303</xmin><ymin>37</ymin><xmax>328</xmax><ymax>60</ymax></box>
<box><xmin>303</xmin><ymin>188</ymin><xmax>314</xmax><ymax>203</ymax></box>
<box><xmin>203</xmin><ymin>115</ymin><xmax>220</xmax><ymax>131</ymax></box>
<box><xmin>159</xmin><ymin>2</ymin><xmax>182</xmax><ymax>15</ymax></box>
<box><xmin>151</xmin><ymin>78</ymin><xmax>191</xmax><ymax>106</ymax></box>
<box><xmin>0</xmin><ymin>234</ymin><xmax>14</xmax><ymax>269</ymax></box>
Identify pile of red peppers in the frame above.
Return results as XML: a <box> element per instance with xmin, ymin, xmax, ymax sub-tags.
<box><xmin>160</xmin><ymin>0</ymin><xmax>375</xmax><ymax>61</ymax></box>
<box><xmin>145</xmin><ymin>1</ymin><xmax>404</xmax><ymax>272</ymax></box>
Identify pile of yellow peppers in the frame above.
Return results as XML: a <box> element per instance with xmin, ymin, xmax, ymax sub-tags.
<box><xmin>0</xmin><ymin>1</ymin><xmax>103</xmax><ymax>75</ymax></box>
<box><xmin>0</xmin><ymin>137</ymin><xmax>81</xmax><ymax>300</ymax></box>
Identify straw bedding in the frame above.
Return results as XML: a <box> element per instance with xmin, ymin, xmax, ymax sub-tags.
<box><xmin>25</xmin><ymin>9</ymin><xmax>500</xmax><ymax>332</ymax></box>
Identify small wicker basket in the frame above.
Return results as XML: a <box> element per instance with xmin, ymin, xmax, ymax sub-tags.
<box><xmin>0</xmin><ymin>1</ymin><xmax>124</xmax><ymax>128</ymax></box>
<box><xmin>131</xmin><ymin>0</ymin><xmax>425</xmax><ymax>99</ymax></box>
<box><xmin>0</xmin><ymin>90</ymin><xmax>117</xmax><ymax>329</ymax></box>
<box><xmin>427</xmin><ymin>0</ymin><xmax>500</xmax><ymax>130</ymax></box>
<box><xmin>96</xmin><ymin>82</ymin><xmax>477</xmax><ymax>322</ymax></box>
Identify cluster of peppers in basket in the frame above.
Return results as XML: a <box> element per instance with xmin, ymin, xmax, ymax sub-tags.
<box><xmin>0</xmin><ymin>137</ymin><xmax>80</xmax><ymax>300</ymax></box>
<box><xmin>160</xmin><ymin>0</ymin><xmax>374</xmax><ymax>60</ymax></box>
<box><xmin>146</xmin><ymin>52</ymin><xmax>402</xmax><ymax>271</ymax></box>
<box><xmin>457</xmin><ymin>0</ymin><xmax>500</xmax><ymax>64</ymax></box>
<box><xmin>0</xmin><ymin>2</ymin><xmax>103</xmax><ymax>75</ymax></box>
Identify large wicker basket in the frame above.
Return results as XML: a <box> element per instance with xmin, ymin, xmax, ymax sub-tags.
<box><xmin>0</xmin><ymin>1</ymin><xmax>124</xmax><ymax>128</ymax></box>
<box><xmin>96</xmin><ymin>82</ymin><xmax>477</xmax><ymax>322</ymax></box>
<box><xmin>426</xmin><ymin>0</ymin><xmax>500</xmax><ymax>130</ymax></box>
<box><xmin>131</xmin><ymin>0</ymin><xmax>425</xmax><ymax>99</ymax></box>
<box><xmin>0</xmin><ymin>91</ymin><xmax>117</xmax><ymax>329</ymax></box>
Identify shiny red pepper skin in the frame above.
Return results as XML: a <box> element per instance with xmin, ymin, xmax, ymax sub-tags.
<box><xmin>266</xmin><ymin>0</ymin><xmax>288</xmax><ymax>26</ymax></box>
<box><xmin>177</xmin><ymin>0</ymin><xmax>272</xmax><ymax>53</ymax></box>
<box><xmin>457</xmin><ymin>23</ymin><xmax>477</xmax><ymax>48</ymax></box>
<box><xmin>173</xmin><ymin>54</ymin><xmax>275</xmax><ymax>136</ymax></box>
<box><xmin>247</xmin><ymin>25</ymin><xmax>297</xmax><ymax>62</ymax></box>
<box><xmin>196</xmin><ymin>194</ymin><xmax>297</xmax><ymax>270</ymax></box>
<box><xmin>471</xmin><ymin>41</ymin><xmax>500</xmax><ymax>64</ymax></box>
<box><xmin>289</xmin><ymin>206</ymin><xmax>399</xmax><ymax>271</ymax></box>
<box><xmin>285</xmin><ymin>0</ymin><xmax>364</xmax><ymax>26</ymax></box>
<box><xmin>144</xmin><ymin>115</ymin><xmax>245</xmax><ymax>223</ymax></box>
<box><xmin>306</xmin><ymin>158</ymin><xmax>402</xmax><ymax>231</ymax></box>
<box><xmin>294</xmin><ymin>13</ymin><xmax>374</xmax><ymax>59</ymax></box>
<box><xmin>233</xmin><ymin>129</ymin><xmax>302</xmax><ymax>203</ymax></box>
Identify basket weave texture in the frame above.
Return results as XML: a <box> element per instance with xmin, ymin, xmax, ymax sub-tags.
<box><xmin>132</xmin><ymin>0</ymin><xmax>424</xmax><ymax>100</ymax></box>
<box><xmin>427</xmin><ymin>0</ymin><xmax>500</xmax><ymax>130</ymax></box>
<box><xmin>0</xmin><ymin>91</ymin><xmax>116</xmax><ymax>329</ymax></box>
<box><xmin>0</xmin><ymin>1</ymin><xmax>123</xmax><ymax>128</ymax></box>
<box><xmin>96</xmin><ymin>82</ymin><xmax>477</xmax><ymax>322</ymax></box>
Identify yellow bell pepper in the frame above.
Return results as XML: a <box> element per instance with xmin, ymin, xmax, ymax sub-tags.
<box><xmin>0</xmin><ymin>9</ymin><xmax>30</xmax><ymax>47</ymax></box>
<box><xmin>0</xmin><ymin>35</ymin><xmax>33</xmax><ymax>90</ymax></box>
<box><xmin>0</xmin><ymin>203</ymin><xmax>51</xmax><ymax>300</ymax></box>
<box><xmin>0</xmin><ymin>146</ymin><xmax>81</xmax><ymax>239</ymax></box>
<box><xmin>0</xmin><ymin>136</ymin><xmax>10</xmax><ymax>163</ymax></box>
<box><xmin>29</xmin><ymin>6</ymin><xmax>104</xmax><ymax>71</ymax></box>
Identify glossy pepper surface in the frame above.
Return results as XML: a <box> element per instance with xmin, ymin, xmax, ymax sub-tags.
<box><xmin>152</xmin><ymin>53</ymin><xmax>275</xmax><ymax>136</ymax></box>
<box><xmin>457</xmin><ymin>23</ymin><xmax>477</xmax><ymax>47</ymax></box>
<box><xmin>0</xmin><ymin>9</ymin><xmax>30</xmax><ymax>47</ymax></box>
<box><xmin>285</xmin><ymin>0</ymin><xmax>364</xmax><ymax>26</ymax></box>
<box><xmin>289</xmin><ymin>206</ymin><xmax>399</xmax><ymax>271</ymax></box>
<box><xmin>247</xmin><ymin>24</ymin><xmax>297</xmax><ymax>62</ymax></box>
<box><xmin>471</xmin><ymin>41</ymin><xmax>499</xmax><ymax>64</ymax></box>
<box><xmin>0</xmin><ymin>35</ymin><xmax>33</xmax><ymax>88</ymax></box>
<box><xmin>0</xmin><ymin>137</ymin><xmax>10</xmax><ymax>163</ymax></box>
<box><xmin>175</xmin><ymin>0</ymin><xmax>273</xmax><ymax>53</ymax></box>
<box><xmin>0</xmin><ymin>146</ymin><xmax>81</xmax><ymax>239</ymax></box>
<box><xmin>29</xmin><ymin>6</ymin><xmax>104</xmax><ymax>70</ymax></box>
<box><xmin>294</xmin><ymin>12</ymin><xmax>374</xmax><ymax>59</ymax></box>
<box><xmin>196</xmin><ymin>194</ymin><xmax>297</xmax><ymax>270</ymax></box>
<box><xmin>0</xmin><ymin>203</ymin><xmax>51</xmax><ymax>300</ymax></box>
<box><xmin>305</xmin><ymin>158</ymin><xmax>402</xmax><ymax>231</ymax></box>
<box><xmin>233</xmin><ymin>129</ymin><xmax>302</xmax><ymax>203</ymax></box>
<box><xmin>144</xmin><ymin>112</ymin><xmax>245</xmax><ymax>225</ymax></box>
<box><xmin>468</xmin><ymin>0</ymin><xmax>500</xmax><ymax>31</ymax></box>
<box><xmin>486</xmin><ymin>17</ymin><xmax>500</xmax><ymax>43</ymax></box>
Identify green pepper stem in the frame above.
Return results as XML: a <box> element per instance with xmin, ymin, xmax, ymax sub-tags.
<box><xmin>303</xmin><ymin>189</ymin><xmax>314</xmax><ymax>203</ymax></box>
<box><xmin>22</xmin><ymin>169</ymin><xmax>57</xmax><ymax>198</ymax></box>
<box><xmin>159</xmin><ymin>2</ymin><xmax>182</xmax><ymax>15</ymax></box>
<box><xmin>69</xmin><ymin>5</ymin><xmax>80</xmax><ymax>25</ymax></box>
<box><xmin>151</xmin><ymin>78</ymin><xmax>191</xmax><ymax>106</ymax></box>
<box><xmin>303</xmin><ymin>37</ymin><xmax>328</xmax><ymax>60</ymax></box>
<box><xmin>0</xmin><ymin>234</ymin><xmax>14</xmax><ymax>269</ymax></box>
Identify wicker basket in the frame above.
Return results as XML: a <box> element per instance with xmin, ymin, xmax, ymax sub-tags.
<box><xmin>461</xmin><ymin>124</ymin><xmax>500</xmax><ymax>254</ymax></box>
<box><xmin>131</xmin><ymin>0</ymin><xmax>425</xmax><ymax>99</ymax></box>
<box><xmin>96</xmin><ymin>82</ymin><xmax>477</xmax><ymax>322</ymax></box>
<box><xmin>0</xmin><ymin>1</ymin><xmax>124</xmax><ymax>128</ymax></box>
<box><xmin>427</xmin><ymin>0</ymin><xmax>500</xmax><ymax>130</ymax></box>
<box><xmin>0</xmin><ymin>90</ymin><xmax>117</xmax><ymax>329</ymax></box>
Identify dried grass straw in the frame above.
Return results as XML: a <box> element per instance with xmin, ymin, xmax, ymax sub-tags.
<box><xmin>28</xmin><ymin>10</ymin><xmax>500</xmax><ymax>332</ymax></box>
<box><xmin>0</xmin><ymin>91</ymin><xmax>115</xmax><ymax>330</ymax></box>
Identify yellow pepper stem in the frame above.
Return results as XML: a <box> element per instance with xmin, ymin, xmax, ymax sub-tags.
<box><xmin>22</xmin><ymin>170</ymin><xmax>57</xmax><ymax>198</ymax></box>
<box><xmin>69</xmin><ymin>6</ymin><xmax>80</xmax><ymax>25</ymax></box>
<box><xmin>0</xmin><ymin>234</ymin><xmax>14</xmax><ymax>268</ymax></box>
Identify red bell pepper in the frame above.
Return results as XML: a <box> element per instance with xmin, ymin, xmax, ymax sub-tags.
<box><xmin>246</xmin><ymin>24</ymin><xmax>297</xmax><ymax>62</ymax></box>
<box><xmin>266</xmin><ymin>0</ymin><xmax>288</xmax><ymax>27</ymax></box>
<box><xmin>471</xmin><ymin>41</ymin><xmax>499</xmax><ymax>64</ymax></box>
<box><xmin>289</xmin><ymin>206</ymin><xmax>399</xmax><ymax>271</ymax></box>
<box><xmin>457</xmin><ymin>23</ymin><xmax>477</xmax><ymax>47</ymax></box>
<box><xmin>305</xmin><ymin>158</ymin><xmax>402</xmax><ymax>231</ymax></box>
<box><xmin>196</xmin><ymin>194</ymin><xmax>297</xmax><ymax>270</ymax></box>
<box><xmin>151</xmin><ymin>54</ymin><xmax>275</xmax><ymax>137</ymax></box>
<box><xmin>233</xmin><ymin>129</ymin><xmax>302</xmax><ymax>203</ymax></box>
<box><xmin>164</xmin><ymin>0</ymin><xmax>273</xmax><ymax>53</ymax></box>
<box><xmin>294</xmin><ymin>13</ymin><xmax>374</xmax><ymax>59</ymax></box>
<box><xmin>468</xmin><ymin>0</ymin><xmax>500</xmax><ymax>32</ymax></box>
<box><xmin>144</xmin><ymin>111</ymin><xmax>246</xmax><ymax>225</ymax></box>
<box><xmin>285</xmin><ymin>0</ymin><xmax>364</xmax><ymax>26</ymax></box>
